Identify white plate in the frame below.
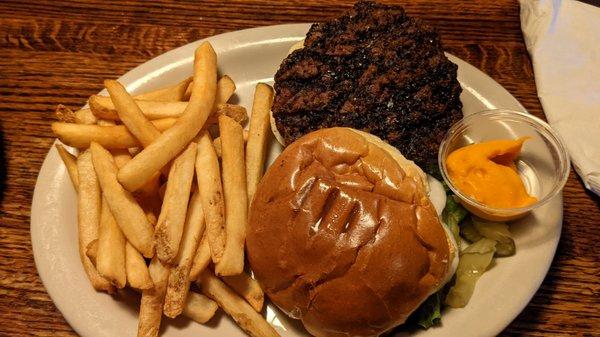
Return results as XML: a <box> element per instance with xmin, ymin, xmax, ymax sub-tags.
<box><xmin>31</xmin><ymin>24</ymin><xmax>562</xmax><ymax>337</ymax></box>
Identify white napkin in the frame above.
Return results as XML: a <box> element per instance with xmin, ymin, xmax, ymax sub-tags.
<box><xmin>519</xmin><ymin>0</ymin><xmax>600</xmax><ymax>196</ymax></box>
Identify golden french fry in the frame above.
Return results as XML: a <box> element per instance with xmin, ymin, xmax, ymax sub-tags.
<box><xmin>97</xmin><ymin>119</ymin><xmax>116</xmax><ymax>126</ymax></box>
<box><xmin>113</xmin><ymin>149</ymin><xmax>165</xmax><ymax>217</ymax></box>
<box><xmin>215</xmin><ymin>115</ymin><xmax>248</xmax><ymax>276</ymax></box>
<box><xmin>75</xmin><ymin>108</ymin><xmax>98</xmax><ymax>125</ymax></box>
<box><xmin>90</xmin><ymin>142</ymin><xmax>154</xmax><ymax>257</ymax></box>
<box><xmin>213</xmin><ymin>103</ymin><xmax>248</xmax><ymax>125</ymax></box>
<box><xmin>93</xmin><ymin>77</ymin><xmax>192</xmax><ymax>118</ymax></box>
<box><xmin>126</xmin><ymin>242</ymin><xmax>153</xmax><ymax>290</ymax></box>
<box><xmin>51</xmin><ymin>118</ymin><xmax>177</xmax><ymax>149</ymax></box>
<box><xmin>136</xmin><ymin>76</ymin><xmax>192</xmax><ymax>102</ymax></box>
<box><xmin>91</xmin><ymin>100</ymin><xmax>245</xmax><ymax>126</ymax></box>
<box><xmin>76</xmin><ymin>150</ymin><xmax>115</xmax><ymax>293</ymax></box>
<box><xmin>213</xmin><ymin>130</ymin><xmax>248</xmax><ymax>157</ymax></box>
<box><xmin>246</xmin><ymin>83</ymin><xmax>274</xmax><ymax>202</ymax></box>
<box><xmin>129</xmin><ymin>147</ymin><xmax>142</xmax><ymax>156</ymax></box>
<box><xmin>111</xmin><ymin>149</ymin><xmax>132</xmax><ymax>168</ymax></box>
<box><xmin>199</xmin><ymin>271</ymin><xmax>280</xmax><ymax>337</ymax></box>
<box><xmin>86</xmin><ymin>239</ymin><xmax>98</xmax><ymax>267</ymax></box>
<box><xmin>158</xmin><ymin>182</ymin><xmax>167</xmax><ymax>200</ymax></box>
<box><xmin>163</xmin><ymin>190</ymin><xmax>205</xmax><ymax>318</ymax></box>
<box><xmin>182</xmin><ymin>291</ymin><xmax>218</xmax><ymax>324</ymax></box>
<box><xmin>138</xmin><ymin>257</ymin><xmax>170</xmax><ymax>337</ymax></box>
<box><xmin>97</xmin><ymin>197</ymin><xmax>127</xmax><ymax>288</ymax></box>
<box><xmin>55</xmin><ymin>104</ymin><xmax>76</xmax><ymax>123</ymax></box>
<box><xmin>184</xmin><ymin>75</ymin><xmax>235</xmax><ymax>103</ymax></box>
<box><xmin>137</xmin><ymin>172</ymin><xmax>161</xmax><ymax>197</ymax></box>
<box><xmin>222</xmin><ymin>272</ymin><xmax>265</xmax><ymax>312</ymax></box>
<box><xmin>189</xmin><ymin>232</ymin><xmax>211</xmax><ymax>281</ymax></box>
<box><xmin>118</xmin><ymin>42</ymin><xmax>217</xmax><ymax>192</ymax></box>
<box><xmin>90</xmin><ymin>96</ymin><xmax>187</xmax><ymax>121</ymax></box>
<box><xmin>145</xmin><ymin>209</ymin><xmax>158</xmax><ymax>227</ymax></box>
<box><xmin>215</xmin><ymin>75</ymin><xmax>236</xmax><ymax>105</ymax></box>
<box><xmin>55</xmin><ymin>144</ymin><xmax>79</xmax><ymax>191</ymax></box>
<box><xmin>155</xmin><ymin>143</ymin><xmax>197</xmax><ymax>264</ymax></box>
<box><xmin>184</xmin><ymin>83</ymin><xmax>192</xmax><ymax>101</ymax></box>
<box><xmin>195</xmin><ymin>131</ymin><xmax>226</xmax><ymax>263</ymax></box>
<box><xmin>105</xmin><ymin>80</ymin><xmax>161</xmax><ymax>147</ymax></box>
<box><xmin>53</xmin><ymin>104</ymin><xmax>94</xmax><ymax>125</ymax></box>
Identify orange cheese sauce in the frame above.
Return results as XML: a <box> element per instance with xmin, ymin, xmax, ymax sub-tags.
<box><xmin>446</xmin><ymin>137</ymin><xmax>537</xmax><ymax>209</ymax></box>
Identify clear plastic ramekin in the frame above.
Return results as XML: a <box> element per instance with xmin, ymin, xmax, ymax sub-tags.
<box><xmin>438</xmin><ymin>109</ymin><xmax>570</xmax><ymax>221</ymax></box>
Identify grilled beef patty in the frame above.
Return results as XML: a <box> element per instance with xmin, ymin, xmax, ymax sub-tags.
<box><xmin>272</xmin><ymin>1</ymin><xmax>463</xmax><ymax>174</ymax></box>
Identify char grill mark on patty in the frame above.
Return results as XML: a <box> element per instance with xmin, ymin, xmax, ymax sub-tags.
<box><xmin>272</xmin><ymin>1</ymin><xmax>463</xmax><ymax>174</ymax></box>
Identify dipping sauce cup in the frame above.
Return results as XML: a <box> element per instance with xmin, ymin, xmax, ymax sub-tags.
<box><xmin>439</xmin><ymin>109</ymin><xmax>570</xmax><ymax>221</ymax></box>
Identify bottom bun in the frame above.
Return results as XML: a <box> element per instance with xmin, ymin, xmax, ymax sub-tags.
<box><xmin>247</xmin><ymin>128</ymin><xmax>456</xmax><ymax>337</ymax></box>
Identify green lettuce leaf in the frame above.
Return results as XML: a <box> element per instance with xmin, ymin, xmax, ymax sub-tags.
<box><xmin>413</xmin><ymin>291</ymin><xmax>443</xmax><ymax>329</ymax></box>
<box><xmin>442</xmin><ymin>195</ymin><xmax>468</xmax><ymax>246</ymax></box>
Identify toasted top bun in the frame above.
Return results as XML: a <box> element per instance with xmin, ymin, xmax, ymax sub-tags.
<box><xmin>247</xmin><ymin>128</ymin><xmax>455</xmax><ymax>337</ymax></box>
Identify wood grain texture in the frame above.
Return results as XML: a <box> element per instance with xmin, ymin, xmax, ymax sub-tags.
<box><xmin>0</xmin><ymin>0</ymin><xmax>598</xmax><ymax>336</ymax></box>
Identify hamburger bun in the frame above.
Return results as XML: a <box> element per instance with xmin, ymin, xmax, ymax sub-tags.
<box><xmin>247</xmin><ymin>128</ymin><xmax>457</xmax><ymax>337</ymax></box>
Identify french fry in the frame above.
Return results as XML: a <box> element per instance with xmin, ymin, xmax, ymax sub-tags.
<box><xmin>55</xmin><ymin>105</ymin><xmax>98</xmax><ymax>125</ymax></box>
<box><xmin>145</xmin><ymin>209</ymin><xmax>158</xmax><ymax>227</ymax></box>
<box><xmin>138</xmin><ymin>258</ymin><xmax>170</xmax><ymax>337</ymax></box>
<box><xmin>126</xmin><ymin>242</ymin><xmax>153</xmax><ymax>290</ymax></box>
<box><xmin>76</xmin><ymin>150</ymin><xmax>114</xmax><ymax>293</ymax></box>
<box><xmin>90</xmin><ymin>142</ymin><xmax>155</xmax><ymax>257</ymax></box>
<box><xmin>163</xmin><ymin>190</ymin><xmax>205</xmax><ymax>317</ymax></box>
<box><xmin>246</xmin><ymin>83</ymin><xmax>274</xmax><ymax>202</ymax></box>
<box><xmin>90</xmin><ymin>99</ymin><xmax>245</xmax><ymax>126</ymax></box>
<box><xmin>184</xmin><ymin>75</ymin><xmax>235</xmax><ymax>103</ymax></box>
<box><xmin>86</xmin><ymin>239</ymin><xmax>98</xmax><ymax>267</ymax></box>
<box><xmin>215</xmin><ymin>75</ymin><xmax>236</xmax><ymax>105</ymax></box>
<box><xmin>135</xmin><ymin>76</ymin><xmax>192</xmax><ymax>102</ymax></box>
<box><xmin>182</xmin><ymin>291</ymin><xmax>218</xmax><ymax>324</ymax></box>
<box><xmin>105</xmin><ymin>80</ymin><xmax>161</xmax><ymax>147</ymax></box>
<box><xmin>104</xmin><ymin>80</ymin><xmax>170</xmax><ymax>176</ymax></box>
<box><xmin>129</xmin><ymin>147</ymin><xmax>142</xmax><ymax>156</ymax></box>
<box><xmin>158</xmin><ymin>182</ymin><xmax>167</xmax><ymax>200</ymax></box>
<box><xmin>92</xmin><ymin>77</ymin><xmax>192</xmax><ymax>120</ymax></box>
<box><xmin>55</xmin><ymin>104</ymin><xmax>76</xmax><ymax>123</ymax></box>
<box><xmin>112</xmin><ymin>149</ymin><xmax>163</xmax><ymax>223</ymax></box>
<box><xmin>115</xmin><ymin>156</ymin><xmax>164</xmax><ymax>234</ymax></box>
<box><xmin>199</xmin><ymin>271</ymin><xmax>280</xmax><ymax>337</ymax></box>
<box><xmin>215</xmin><ymin>115</ymin><xmax>248</xmax><ymax>276</ymax></box>
<box><xmin>213</xmin><ymin>103</ymin><xmax>248</xmax><ymax>125</ymax></box>
<box><xmin>118</xmin><ymin>42</ymin><xmax>217</xmax><ymax>192</ymax></box>
<box><xmin>155</xmin><ymin>142</ymin><xmax>197</xmax><ymax>264</ymax></box>
<box><xmin>97</xmin><ymin>197</ymin><xmax>127</xmax><ymax>288</ymax></box>
<box><xmin>189</xmin><ymin>232</ymin><xmax>211</xmax><ymax>280</ymax></box>
<box><xmin>213</xmin><ymin>130</ymin><xmax>248</xmax><ymax>157</ymax></box>
<box><xmin>111</xmin><ymin>149</ymin><xmax>132</xmax><ymax>168</ymax></box>
<box><xmin>55</xmin><ymin>144</ymin><xmax>79</xmax><ymax>191</ymax></box>
<box><xmin>222</xmin><ymin>272</ymin><xmax>264</xmax><ymax>312</ymax></box>
<box><xmin>136</xmin><ymin>172</ymin><xmax>160</xmax><ymax>197</ymax></box>
<box><xmin>52</xmin><ymin>118</ymin><xmax>177</xmax><ymax>149</ymax></box>
<box><xmin>195</xmin><ymin>131</ymin><xmax>226</xmax><ymax>263</ymax></box>
<box><xmin>90</xmin><ymin>96</ymin><xmax>187</xmax><ymax>121</ymax></box>
<box><xmin>134</xmin><ymin>172</ymin><xmax>162</xmax><ymax>215</ymax></box>
<box><xmin>75</xmin><ymin>108</ymin><xmax>98</xmax><ymax>125</ymax></box>
<box><xmin>97</xmin><ymin>119</ymin><xmax>116</xmax><ymax>126</ymax></box>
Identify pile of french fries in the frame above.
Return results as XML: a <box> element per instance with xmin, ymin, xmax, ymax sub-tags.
<box><xmin>52</xmin><ymin>42</ymin><xmax>279</xmax><ymax>337</ymax></box>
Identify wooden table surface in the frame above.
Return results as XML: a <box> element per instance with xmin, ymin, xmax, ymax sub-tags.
<box><xmin>1</xmin><ymin>0</ymin><xmax>598</xmax><ymax>336</ymax></box>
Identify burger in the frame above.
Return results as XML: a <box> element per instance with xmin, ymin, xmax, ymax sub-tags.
<box><xmin>246</xmin><ymin>128</ymin><xmax>458</xmax><ymax>337</ymax></box>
